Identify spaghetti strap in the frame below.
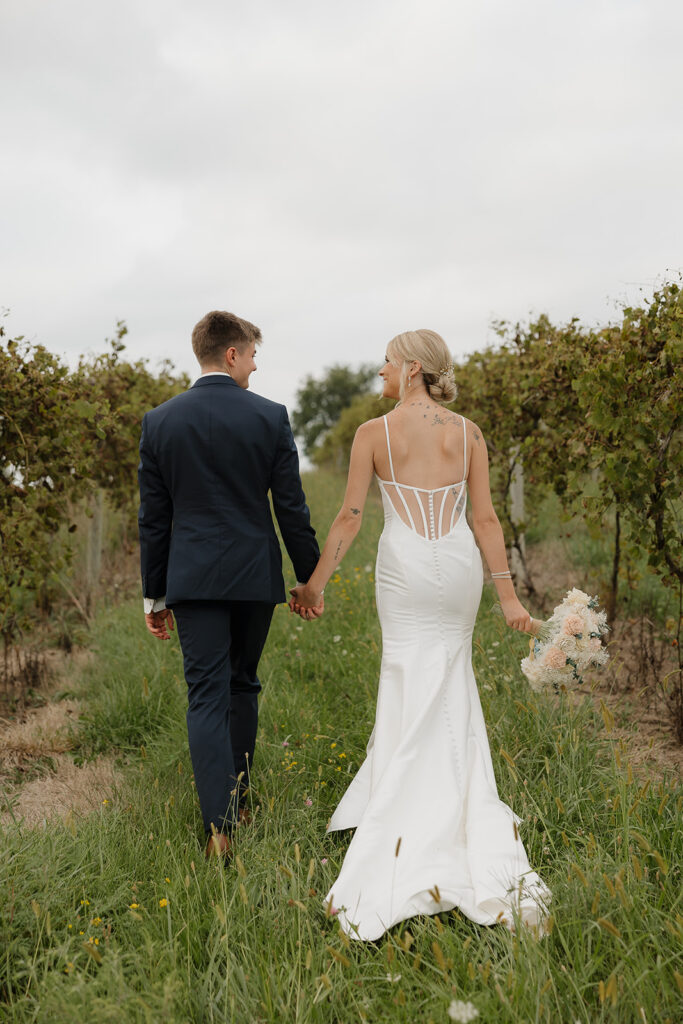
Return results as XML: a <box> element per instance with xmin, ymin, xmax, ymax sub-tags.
<box><xmin>461</xmin><ymin>415</ymin><xmax>467</xmax><ymax>478</ymax></box>
<box><xmin>383</xmin><ymin>416</ymin><xmax>396</xmax><ymax>482</ymax></box>
<box><xmin>382</xmin><ymin>415</ymin><xmax>420</xmax><ymax>533</ymax></box>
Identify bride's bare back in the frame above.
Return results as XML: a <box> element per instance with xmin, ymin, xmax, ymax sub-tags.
<box><xmin>372</xmin><ymin>402</ymin><xmax>470</xmax><ymax>541</ymax></box>
<box><xmin>372</xmin><ymin>399</ymin><xmax>470</xmax><ymax>489</ymax></box>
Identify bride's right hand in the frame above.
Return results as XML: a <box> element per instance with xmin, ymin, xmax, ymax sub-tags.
<box><xmin>289</xmin><ymin>585</ymin><xmax>325</xmax><ymax>620</ymax></box>
<box><xmin>500</xmin><ymin>596</ymin><xmax>534</xmax><ymax>633</ymax></box>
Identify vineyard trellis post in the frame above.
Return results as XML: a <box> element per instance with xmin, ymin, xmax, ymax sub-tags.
<box><xmin>85</xmin><ymin>488</ymin><xmax>105</xmax><ymax>617</ymax></box>
<box><xmin>508</xmin><ymin>446</ymin><xmax>534</xmax><ymax>595</ymax></box>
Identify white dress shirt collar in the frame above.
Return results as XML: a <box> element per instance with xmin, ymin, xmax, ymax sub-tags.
<box><xmin>194</xmin><ymin>370</ymin><xmax>233</xmax><ymax>384</ymax></box>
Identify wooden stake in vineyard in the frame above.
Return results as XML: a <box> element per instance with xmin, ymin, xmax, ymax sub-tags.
<box><xmin>509</xmin><ymin>448</ymin><xmax>528</xmax><ymax>589</ymax></box>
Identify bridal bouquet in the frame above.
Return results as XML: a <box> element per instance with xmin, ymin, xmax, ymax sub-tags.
<box><xmin>521</xmin><ymin>588</ymin><xmax>609</xmax><ymax>694</ymax></box>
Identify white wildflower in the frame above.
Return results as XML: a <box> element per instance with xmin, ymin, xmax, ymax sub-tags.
<box><xmin>448</xmin><ymin>1000</ymin><xmax>479</xmax><ymax>1022</ymax></box>
<box><xmin>333</xmin><ymin>635</ymin><xmax>341</xmax><ymax>643</ymax></box>
<box><xmin>385</xmin><ymin>972</ymin><xmax>402</xmax><ymax>983</ymax></box>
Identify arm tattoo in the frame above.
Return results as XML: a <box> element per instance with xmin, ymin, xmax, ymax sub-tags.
<box><xmin>473</xmin><ymin>430</ymin><xmax>481</xmax><ymax>443</ymax></box>
<box><xmin>350</xmin><ymin>507</ymin><xmax>360</xmax><ymax>516</ymax></box>
<box><xmin>334</xmin><ymin>540</ymin><xmax>343</xmax><ymax>561</ymax></box>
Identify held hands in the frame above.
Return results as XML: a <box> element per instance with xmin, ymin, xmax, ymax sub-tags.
<box><xmin>145</xmin><ymin>607</ymin><xmax>175</xmax><ymax>640</ymax></box>
<box><xmin>289</xmin><ymin>584</ymin><xmax>325</xmax><ymax>621</ymax></box>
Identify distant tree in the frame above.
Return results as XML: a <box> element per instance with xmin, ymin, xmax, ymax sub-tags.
<box><xmin>291</xmin><ymin>364</ymin><xmax>378</xmax><ymax>456</ymax></box>
<box><xmin>312</xmin><ymin>393</ymin><xmax>394</xmax><ymax>469</ymax></box>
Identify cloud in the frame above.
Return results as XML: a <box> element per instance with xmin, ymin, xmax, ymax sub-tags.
<box><xmin>2</xmin><ymin>0</ymin><xmax>682</xmax><ymax>414</ymax></box>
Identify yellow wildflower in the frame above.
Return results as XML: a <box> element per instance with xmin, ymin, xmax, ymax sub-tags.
<box><xmin>159</xmin><ymin>898</ymin><xmax>168</xmax><ymax>908</ymax></box>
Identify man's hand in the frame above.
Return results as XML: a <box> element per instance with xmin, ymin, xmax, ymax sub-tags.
<box><xmin>145</xmin><ymin>607</ymin><xmax>175</xmax><ymax>639</ymax></box>
<box><xmin>289</xmin><ymin>585</ymin><xmax>325</xmax><ymax>621</ymax></box>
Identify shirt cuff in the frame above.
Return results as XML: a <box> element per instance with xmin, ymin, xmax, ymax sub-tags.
<box><xmin>143</xmin><ymin>596</ymin><xmax>167</xmax><ymax>614</ymax></box>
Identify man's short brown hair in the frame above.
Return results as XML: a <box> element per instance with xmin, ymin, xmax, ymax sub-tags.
<box><xmin>191</xmin><ymin>311</ymin><xmax>262</xmax><ymax>366</ymax></box>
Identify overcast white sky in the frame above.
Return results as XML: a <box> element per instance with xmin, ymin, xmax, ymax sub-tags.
<box><xmin>2</xmin><ymin>0</ymin><xmax>681</xmax><ymax>417</ymax></box>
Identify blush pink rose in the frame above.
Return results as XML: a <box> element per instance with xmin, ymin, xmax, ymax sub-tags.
<box><xmin>543</xmin><ymin>646</ymin><xmax>567</xmax><ymax>670</ymax></box>
<box><xmin>562</xmin><ymin>614</ymin><xmax>585</xmax><ymax>636</ymax></box>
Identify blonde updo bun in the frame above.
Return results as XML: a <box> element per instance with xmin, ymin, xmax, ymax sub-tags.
<box><xmin>386</xmin><ymin>329</ymin><xmax>458</xmax><ymax>405</ymax></box>
<box><xmin>427</xmin><ymin>368</ymin><xmax>457</xmax><ymax>404</ymax></box>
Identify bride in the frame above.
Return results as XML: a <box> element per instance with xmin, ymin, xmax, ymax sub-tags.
<box><xmin>289</xmin><ymin>329</ymin><xmax>551</xmax><ymax>941</ymax></box>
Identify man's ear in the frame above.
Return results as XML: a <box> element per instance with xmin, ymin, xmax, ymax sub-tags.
<box><xmin>225</xmin><ymin>346</ymin><xmax>238</xmax><ymax>366</ymax></box>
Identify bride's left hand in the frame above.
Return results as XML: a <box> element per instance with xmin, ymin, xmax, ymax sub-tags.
<box><xmin>289</xmin><ymin>585</ymin><xmax>325</xmax><ymax>620</ymax></box>
<box><xmin>500</xmin><ymin>595</ymin><xmax>534</xmax><ymax>633</ymax></box>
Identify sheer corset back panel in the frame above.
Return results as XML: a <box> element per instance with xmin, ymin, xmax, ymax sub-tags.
<box><xmin>375</xmin><ymin>413</ymin><xmax>468</xmax><ymax>541</ymax></box>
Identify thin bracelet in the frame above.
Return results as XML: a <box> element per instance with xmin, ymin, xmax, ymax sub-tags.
<box><xmin>491</xmin><ymin>571</ymin><xmax>512</xmax><ymax>578</ymax></box>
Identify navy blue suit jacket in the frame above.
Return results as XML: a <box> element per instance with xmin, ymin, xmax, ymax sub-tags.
<box><xmin>138</xmin><ymin>375</ymin><xmax>319</xmax><ymax>605</ymax></box>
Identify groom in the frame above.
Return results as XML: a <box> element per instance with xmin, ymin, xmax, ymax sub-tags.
<box><xmin>138</xmin><ymin>310</ymin><xmax>321</xmax><ymax>856</ymax></box>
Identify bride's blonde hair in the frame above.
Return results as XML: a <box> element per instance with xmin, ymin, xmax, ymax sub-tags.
<box><xmin>387</xmin><ymin>330</ymin><xmax>457</xmax><ymax>405</ymax></box>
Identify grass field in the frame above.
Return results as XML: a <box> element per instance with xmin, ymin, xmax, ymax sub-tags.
<box><xmin>1</xmin><ymin>472</ymin><xmax>681</xmax><ymax>1023</ymax></box>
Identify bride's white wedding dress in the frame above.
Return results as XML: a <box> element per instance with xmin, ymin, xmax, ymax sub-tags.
<box><xmin>324</xmin><ymin>415</ymin><xmax>551</xmax><ymax>941</ymax></box>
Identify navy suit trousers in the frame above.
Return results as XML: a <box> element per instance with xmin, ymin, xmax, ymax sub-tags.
<box><xmin>171</xmin><ymin>600</ymin><xmax>274</xmax><ymax>834</ymax></box>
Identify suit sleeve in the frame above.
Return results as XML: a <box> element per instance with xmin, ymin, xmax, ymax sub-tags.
<box><xmin>138</xmin><ymin>413</ymin><xmax>173</xmax><ymax>598</ymax></box>
<box><xmin>269</xmin><ymin>407</ymin><xmax>320</xmax><ymax>583</ymax></box>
